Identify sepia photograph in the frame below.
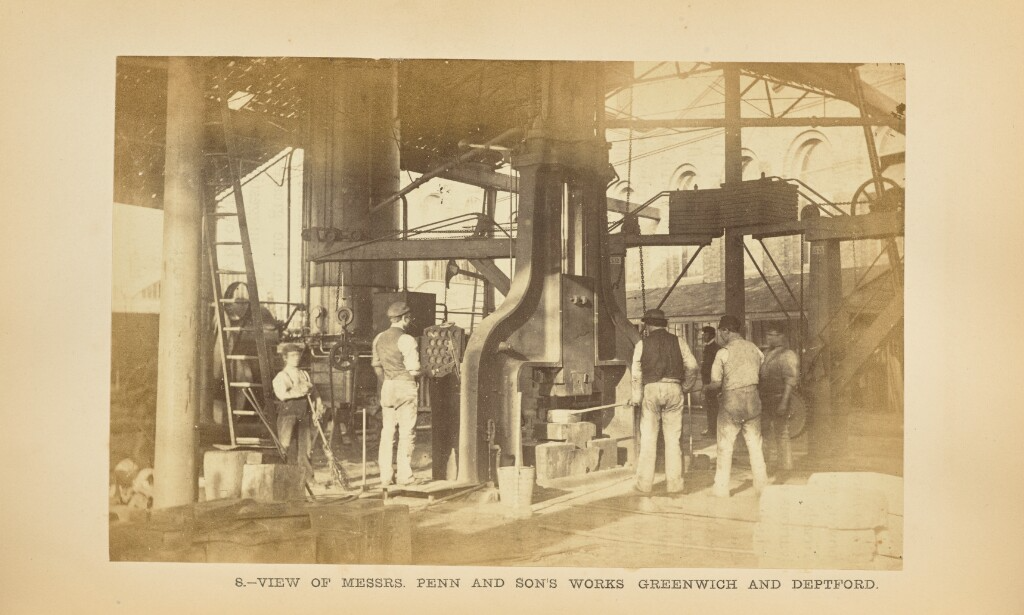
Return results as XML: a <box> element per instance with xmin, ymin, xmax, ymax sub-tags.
<box><xmin>4</xmin><ymin>1</ymin><xmax>1022</xmax><ymax>613</ymax></box>
<box><xmin>110</xmin><ymin>57</ymin><xmax>905</xmax><ymax>569</ymax></box>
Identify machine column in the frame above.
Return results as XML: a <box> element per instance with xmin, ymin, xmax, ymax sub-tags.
<box><xmin>153</xmin><ymin>58</ymin><xmax>205</xmax><ymax>508</ymax></box>
<box><xmin>307</xmin><ymin>59</ymin><xmax>401</xmax><ymax>339</ymax></box>
<box><xmin>807</xmin><ymin>239</ymin><xmax>846</xmax><ymax>458</ymax></box>
<box><xmin>722</xmin><ymin>64</ymin><xmax>746</xmax><ymax>321</ymax></box>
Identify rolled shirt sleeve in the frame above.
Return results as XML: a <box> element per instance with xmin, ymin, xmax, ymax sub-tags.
<box><xmin>398</xmin><ymin>333</ymin><xmax>421</xmax><ymax>375</ymax></box>
<box><xmin>710</xmin><ymin>347</ymin><xmax>727</xmax><ymax>389</ymax></box>
<box><xmin>781</xmin><ymin>349</ymin><xmax>799</xmax><ymax>387</ymax></box>
<box><xmin>630</xmin><ymin>340</ymin><xmax>644</xmax><ymax>404</ymax></box>
<box><xmin>678</xmin><ymin>338</ymin><xmax>699</xmax><ymax>392</ymax></box>
<box><xmin>370</xmin><ymin>332</ymin><xmax>383</xmax><ymax>368</ymax></box>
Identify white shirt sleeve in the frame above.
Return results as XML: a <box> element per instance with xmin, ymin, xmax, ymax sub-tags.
<box><xmin>630</xmin><ymin>340</ymin><xmax>644</xmax><ymax>402</ymax></box>
<box><xmin>710</xmin><ymin>347</ymin><xmax>728</xmax><ymax>388</ymax></box>
<box><xmin>370</xmin><ymin>332</ymin><xmax>384</xmax><ymax>367</ymax></box>
<box><xmin>398</xmin><ymin>333</ymin><xmax>421</xmax><ymax>374</ymax></box>
<box><xmin>678</xmin><ymin>338</ymin><xmax>699</xmax><ymax>391</ymax></box>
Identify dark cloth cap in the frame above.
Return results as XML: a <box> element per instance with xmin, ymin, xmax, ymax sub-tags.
<box><xmin>642</xmin><ymin>308</ymin><xmax>668</xmax><ymax>327</ymax></box>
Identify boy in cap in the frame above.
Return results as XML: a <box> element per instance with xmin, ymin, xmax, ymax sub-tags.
<box><xmin>704</xmin><ymin>315</ymin><xmax>768</xmax><ymax>497</ymax></box>
<box><xmin>272</xmin><ymin>342</ymin><xmax>324</xmax><ymax>481</ymax></box>
<box><xmin>630</xmin><ymin>308</ymin><xmax>699</xmax><ymax>494</ymax></box>
<box><xmin>372</xmin><ymin>301</ymin><xmax>422</xmax><ymax>488</ymax></box>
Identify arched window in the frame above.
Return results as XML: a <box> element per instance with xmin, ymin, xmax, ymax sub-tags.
<box><xmin>669</xmin><ymin>164</ymin><xmax>698</xmax><ymax>191</ymax></box>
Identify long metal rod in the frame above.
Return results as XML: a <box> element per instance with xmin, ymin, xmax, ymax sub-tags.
<box><xmin>607</xmin><ymin>191</ymin><xmax>672</xmax><ymax>231</ymax></box>
<box><xmin>743</xmin><ymin>242</ymin><xmax>790</xmax><ymax>320</ymax></box>
<box><xmin>369</xmin><ymin>127</ymin><xmax>522</xmax><ymax>214</ymax></box>
<box><xmin>757</xmin><ymin>238</ymin><xmax>801</xmax><ymax>304</ymax></box>
<box><xmin>605</xmin><ymin>115</ymin><xmax>891</xmax><ymax>130</ymax></box>
<box><xmin>654</xmin><ymin>244</ymin><xmax>705</xmax><ymax>310</ymax></box>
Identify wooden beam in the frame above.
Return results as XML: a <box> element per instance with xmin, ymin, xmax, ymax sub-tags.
<box><xmin>804</xmin><ymin>211</ymin><xmax>904</xmax><ymax>242</ymax></box>
<box><xmin>311</xmin><ymin>238</ymin><xmax>515</xmax><ymax>262</ymax></box>
<box><xmin>610</xmin><ymin>233</ymin><xmax>716</xmax><ymax>251</ymax></box>
<box><xmin>437</xmin><ymin>164</ymin><xmax>660</xmax><ymax>221</ymax></box>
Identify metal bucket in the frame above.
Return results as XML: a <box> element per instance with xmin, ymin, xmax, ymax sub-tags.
<box><xmin>497</xmin><ymin>466</ymin><xmax>535</xmax><ymax>518</ymax></box>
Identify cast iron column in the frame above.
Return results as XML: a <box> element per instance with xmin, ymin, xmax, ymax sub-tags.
<box><xmin>153</xmin><ymin>58</ymin><xmax>205</xmax><ymax>508</ymax></box>
<box><xmin>722</xmin><ymin>64</ymin><xmax>746</xmax><ymax>322</ymax></box>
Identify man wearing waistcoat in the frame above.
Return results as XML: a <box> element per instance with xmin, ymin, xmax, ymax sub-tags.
<box><xmin>705</xmin><ymin>315</ymin><xmax>768</xmax><ymax>497</ymax></box>
<box><xmin>630</xmin><ymin>308</ymin><xmax>699</xmax><ymax>494</ymax></box>
<box><xmin>372</xmin><ymin>301</ymin><xmax>422</xmax><ymax>488</ymax></box>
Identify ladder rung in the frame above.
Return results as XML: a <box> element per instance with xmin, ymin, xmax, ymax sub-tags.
<box><xmin>214</xmin><ymin>241</ymin><xmax>242</xmax><ymax>246</ymax></box>
<box><xmin>217</xmin><ymin>269</ymin><xmax>247</xmax><ymax>275</ymax></box>
<box><xmin>207</xmin><ymin>212</ymin><xmax>239</xmax><ymax>217</ymax></box>
<box><xmin>233</xmin><ymin>410</ymin><xmax>257</xmax><ymax>416</ymax></box>
<box><xmin>228</xmin><ymin>382</ymin><xmax>264</xmax><ymax>388</ymax></box>
<box><xmin>224</xmin><ymin>326</ymin><xmax>254</xmax><ymax>332</ymax></box>
<box><xmin>226</xmin><ymin>354</ymin><xmax>258</xmax><ymax>360</ymax></box>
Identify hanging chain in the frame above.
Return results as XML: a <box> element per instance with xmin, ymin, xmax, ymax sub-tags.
<box><xmin>625</xmin><ymin>78</ymin><xmax>646</xmax><ymax>314</ymax></box>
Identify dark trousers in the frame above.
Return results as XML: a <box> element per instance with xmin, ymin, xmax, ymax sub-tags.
<box><xmin>277</xmin><ymin>399</ymin><xmax>312</xmax><ymax>479</ymax></box>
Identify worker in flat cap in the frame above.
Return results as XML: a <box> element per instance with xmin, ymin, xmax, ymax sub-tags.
<box><xmin>704</xmin><ymin>315</ymin><xmax>768</xmax><ymax>497</ymax></box>
<box><xmin>372</xmin><ymin>301</ymin><xmax>422</xmax><ymax>488</ymax></box>
<box><xmin>630</xmin><ymin>308</ymin><xmax>699</xmax><ymax>494</ymax></box>
<box><xmin>760</xmin><ymin>322</ymin><xmax>799</xmax><ymax>471</ymax></box>
<box><xmin>272</xmin><ymin>342</ymin><xmax>324</xmax><ymax>482</ymax></box>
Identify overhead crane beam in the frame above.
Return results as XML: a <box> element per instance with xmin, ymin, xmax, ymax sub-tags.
<box><xmin>437</xmin><ymin>164</ymin><xmax>661</xmax><ymax>221</ymax></box>
<box><xmin>605</xmin><ymin>116</ymin><xmax>897</xmax><ymax>129</ymax></box>
<box><xmin>309</xmin><ymin>233</ymin><xmax>716</xmax><ymax>263</ymax></box>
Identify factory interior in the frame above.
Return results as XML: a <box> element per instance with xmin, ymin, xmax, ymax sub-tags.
<box><xmin>109</xmin><ymin>58</ymin><xmax>905</xmax><ymax>569</ymax></box>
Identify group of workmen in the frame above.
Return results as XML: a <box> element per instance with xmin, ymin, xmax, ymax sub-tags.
<box><xmin>630</xmin><ymin>308</ymin><xmax>799</xmax><ymax>498</ymax></box>
<box><xmin>269</xmin><ymin>300</ymin><xmax>798</xmax><ymax>499</ymax></box>
<box><xmin>270</xmin><ymin>300</ymin><xmax>421</xmax><ymax>490</ymax></box>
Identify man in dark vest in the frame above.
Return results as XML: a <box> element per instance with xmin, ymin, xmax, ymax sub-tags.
<box><xmin>699</xmin><ymin>325</ymin><xmax>722</xmax><ymax>437</ymax></box>
<box><xmin>630</xmin><ymin>308</ymin><xmax>699</xmax><ymax>494</ymax></box>
<box><xmin>372</xmin><ymin>301</ymin><xmax>422</xmax><ymax>488</ymax></box>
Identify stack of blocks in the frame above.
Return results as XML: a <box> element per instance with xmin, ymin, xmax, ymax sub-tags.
<box><xmin>203</xmin><ymin>450</ymin><xmax>305</xmax><ymax>502</ymax></box>
<box><xmin>532</xmin><ymin>410</ymin><xmax>618</xmax><ymax>486</ymax></box>
<box><xmin>754</xmin><ymin>472</ymin><xmax>903</xmax><ymax>570</ymax></box>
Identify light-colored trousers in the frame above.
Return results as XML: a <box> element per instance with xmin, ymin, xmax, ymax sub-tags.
<box><xmin>378</xmin><ymin>380</ymin><xmax>419</xmax><ymax>486</ymax></box>
<box><xmin>636</xmin><ymin>381</ymin><xmax>685</xmax><ymax>493</ymax></box>
<box><xmin>713</xmin><ymin>385</ymin><xmax>768</xmax><ymax>496</ymax></box>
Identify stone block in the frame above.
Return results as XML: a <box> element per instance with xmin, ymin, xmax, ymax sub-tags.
<box><xmin>586</xmin><ymin>437</ymin><xmax>619</xmax><ymax>471</ymax></box>
<box><xmin>545</xmin><ymin>409</ymin><xmax>581</xmax><ymax>424</ymax></box>
<box><xmin>535</xmin><ymin>421</ymin><xmax>597</xmax><ymax>448</ymax></box>
<box><xmin>875</xmin><ymin>514</ymin><xmax>903</xmax><ymax>558</ymax></box>
<box><xmin>569</xmin><ymin>447</ymin><xmax>601</xmax><ymax>475</ymax></box>
<box><xmin>245</xmin><ymin>452</ymin><xmax>266</xmax><ymax>465</ymax></box>
<box><xmin>759</xmin><ymin>484</ymin><xmax>888</xmax><ymax>530</ymax></box>
<box><xmin>535</xmin><ymin>442</ymin><xmax>576</xmax><ymax>483</ymax></box>
<box><xmin>241</xmin><ymin>464</ymin><xmax>306</xmax><ymax>502</ymax></box>
<box><xmin>808</xmin><ymin>472</ymin><xmax>904</xmax><ymax>516</ymax></box>
<box><xmin>203</xmin><ymin>450</ymin><xmax>253</xmax><ymax>501</ymax></box>
<box><xmin>310</xmin><ymin>500</ymin><xmax>411</xmax><ymax>564</ymax></box>
<box><xmin>753</xmin><ymin>522</ymin><xmax>876</xmax><ymax>567</ymax></box>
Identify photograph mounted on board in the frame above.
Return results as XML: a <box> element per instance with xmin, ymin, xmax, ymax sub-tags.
<box><xmin>110</xmin><ymin>57</ymin><xmax>904</xmax><ymax>569</ymax></box>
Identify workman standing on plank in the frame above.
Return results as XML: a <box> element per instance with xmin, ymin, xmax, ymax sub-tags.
<box><xmin>630</xmin><ymin>308</ymin><xmax>699</xmax><ymax>494</ymax></box>
<box><xmin>372</xmin><ymin>301</ymin><xmax>422</xmax><ymax>488</ymax></box>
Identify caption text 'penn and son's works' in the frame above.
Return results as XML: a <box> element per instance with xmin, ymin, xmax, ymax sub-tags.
<box><xmin>235</xmin><ymin>577</ymin><xmax>877</xmax><ymax>590</ymax></box>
